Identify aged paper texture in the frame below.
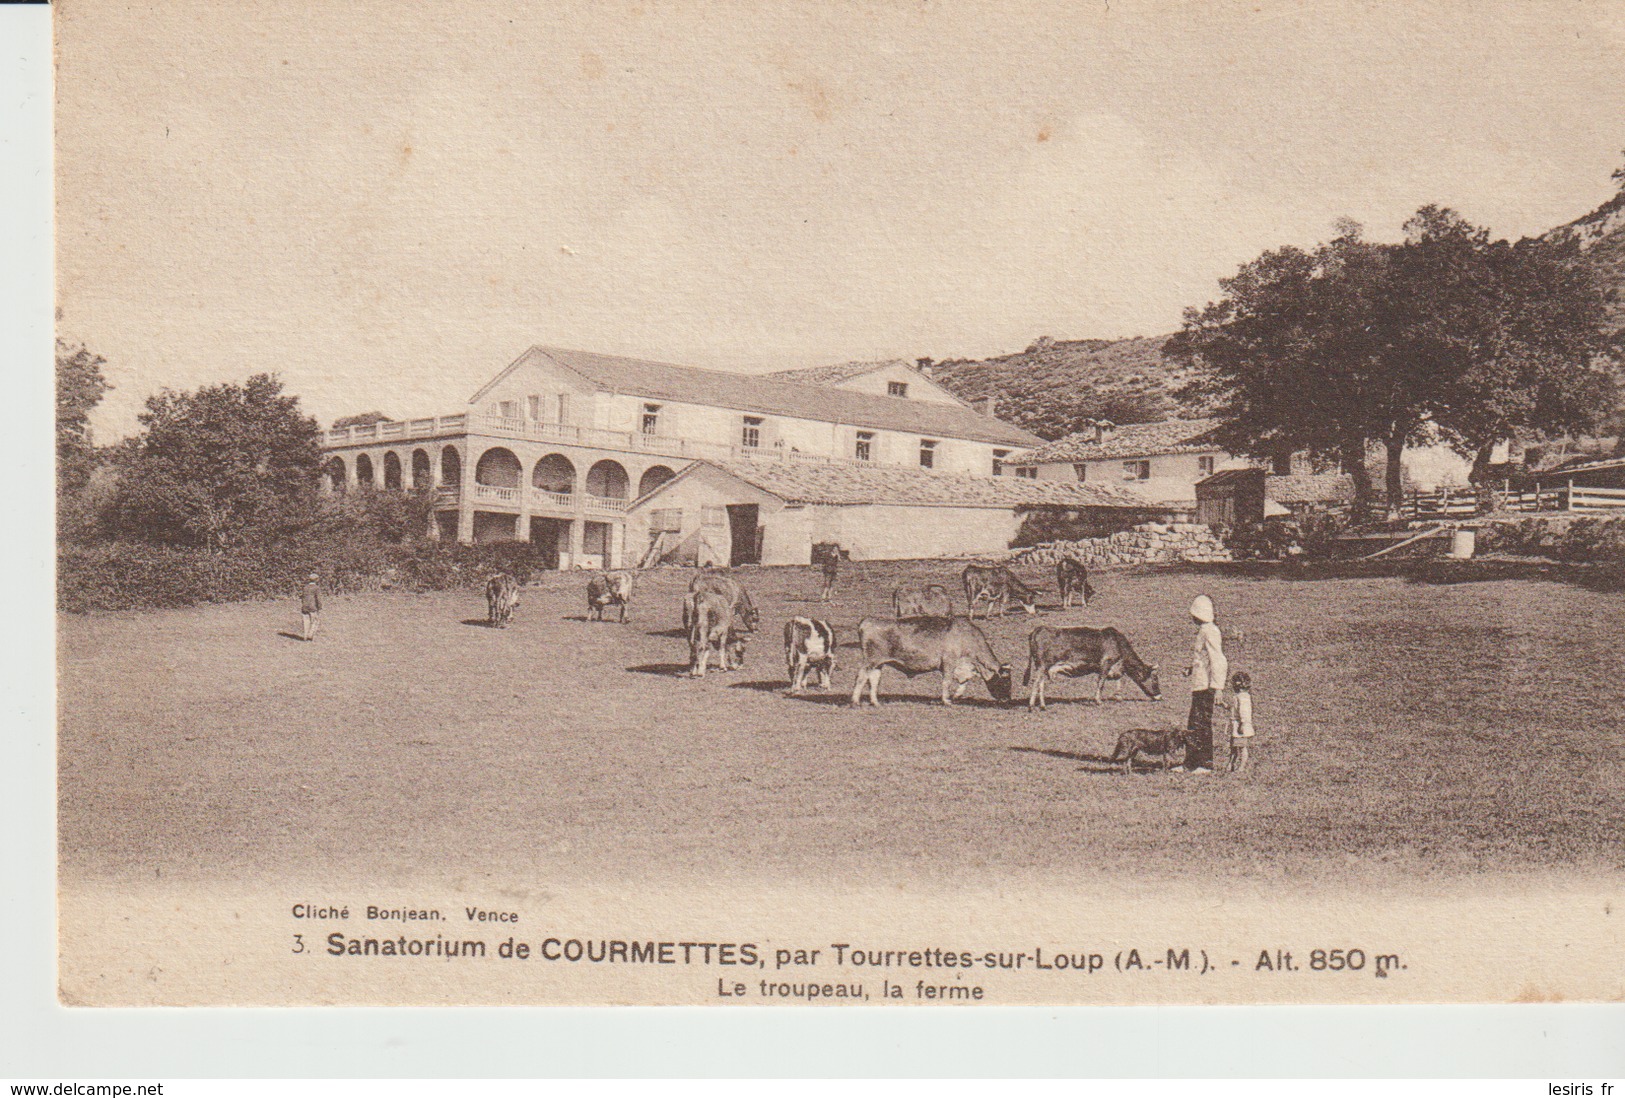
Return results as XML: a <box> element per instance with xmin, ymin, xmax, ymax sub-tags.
<box><xmin>55</xmin><ymin>0</ymin><xmax>1624</xmax><ymax>1007</ymax></box>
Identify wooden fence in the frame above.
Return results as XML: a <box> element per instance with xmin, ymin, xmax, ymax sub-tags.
<box><xmin>1398</xmin><ymin>483</ymin><xmax>1625</xmax><ymax>518</ymax></box>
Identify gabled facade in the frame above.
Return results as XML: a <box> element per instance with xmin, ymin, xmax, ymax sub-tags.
<box><xmin>319</xmin><ymin>346</ymin><xmax>1044</xmax><ymax>567</ymax></box>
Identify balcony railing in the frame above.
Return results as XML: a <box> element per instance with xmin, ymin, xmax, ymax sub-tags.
<box><xmin>327</xmin><ymin>411</ymin><xmax>987</xmax><ymax>476</ymax></box>
<box><xmin>452</xmin><ymin>483</ymin><xmax>631</xmax><ymax>516</ymax></box>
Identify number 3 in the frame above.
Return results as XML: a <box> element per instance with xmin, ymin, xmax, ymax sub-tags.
<box><xmin>292</xmin><ymin>934</ymin><xmax>305</xmax><ymax>954</ymax></box>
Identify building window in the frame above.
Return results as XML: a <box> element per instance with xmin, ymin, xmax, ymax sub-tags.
<box><xmin>641</xmin><ymin>403</ymin><xmax>661</xmax><ymax>435</ymax></box>
<box><xmin>556</xmin><ymin>393</ymin><xmax>570</xmax><ymax>424</ymax></box>
<box><xmin>528</xmin><ymin>395</ymin><xmax>542</xmax><ymax>421</ymax></box>
<box><xmin>1123</xmin><ymin>460</ymin><xmax>1151</xmax><ymax>481</ymax></box>
<box><xmin>1198</xmin><ymin>455</ymin><xmax>1216</xmax><ymax>478</ymax></box>
<box><xmin>1073</xmin><ymin>463</ymin><xmax>1088</xmax><ymax>482</ymax></box>
<box><xmin>1015</xmin><ymin>466</ymin><xmax>1037</xmax><ymax>479</ymax></box>
<box><xmin>855</xmin><ymin>431</ymin><xmax>874</xmax><ymax>462</ymax></box>
<box><xmin>888</xmin><ymin>381</ymin><xmax>909</xmax><ymax>398</ymax></box>
<box><xmin>498</xmin><ymin>400</ymin><xmax>519</xmax><ymax>420</ymax></box>
<box><xmin>993</xmin><ymin>449</ymin><xmax>1010</xmax><ymax>476</ymax></box>
<box><xmin>919</xmin><ymin>439</ymin><xmax>937</xmax><ymax>468</ymax></box>
<box><xmin>741</xmin><ymin>416</ymin><xmax>763</xmax><ymax>449</ymax></box>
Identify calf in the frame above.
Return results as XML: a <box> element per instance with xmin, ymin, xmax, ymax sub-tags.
<box><xmin>586</xmin><ymin>571</ymin><xmax>636</xmax><ymax>623</ymax></box>
<box><xmin>784</xmin><ymin>617</ymin><xmax>837</xmax><ymax>694</ymax></box>
<box><xmin>892</xmin><ymin>583</ymin><xmax>953</xmax><ymax>619</ymax></box>
<box><xmin>1024</xmin><ymin>625</ymin><xmax>1162</xmax><ymax>709</ymax></box>
<box><xmin>850</xmin><ymin>616</ymin><xmax>1012</xmax><ymax>707</ymax></box>
<box><xmin>485</xmin><ymin>572</ymin><xmax>520</xmax><ymax>628</ymax></box>
<box><xmin>686</xmin><ymin>590</ymin><xmax>747</xmax><ymax>676</ymax></box>
<box><xmin>1109</xmin><ymin>729</ymin><xmax>1189</xmax><ymax>775</ymax></box>
<box><xmin>1056</xmin><ymin>557</ymin><xmax>1096</xmax><ymax>610</ymax></box>
<box><xmin>962</xmin><ymin>563</ymin><xmax>1041</xmax><ymax>619</ymax></box>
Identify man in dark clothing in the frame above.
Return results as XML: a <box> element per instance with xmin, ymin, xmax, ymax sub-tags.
<box><xmin>300</xmin><ymin>572</ymin><xmax>322</xmax><ymax>641</ymax></box>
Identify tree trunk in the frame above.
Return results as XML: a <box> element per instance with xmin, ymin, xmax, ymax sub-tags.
<box><xmin>1468</xmin><ymin>441</ymin><xmax>1496</xmax><ymax>484</ymax></box>
<box><xmin>1339</xmin><ymin>437</ymin><xmax>1375</xmax><ymax>519</ymax></box>
<box><xmin>1384</xmin><ymin>433</ymin><xmax>1407</xmax><ymax>518</ymax></box>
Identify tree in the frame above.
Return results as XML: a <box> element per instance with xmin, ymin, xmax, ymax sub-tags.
<box><xmin>114</xmin><ymin>374</ymin><xmax>323</xmax><ymax>550</ymax></box>
<box><xmin>331</xmin><ymin>411</ymin><xmax>392</xmax><ymax>429</ymax></box>
<box><xmin>1170</xmin><ymin>209</ymin><xmax>1617</xmax><ymax>513</ymax></box>
<box><xmin>57</xmin><ymin>340</ymin><xmax>111</xmax><ymax>495</ymax></box>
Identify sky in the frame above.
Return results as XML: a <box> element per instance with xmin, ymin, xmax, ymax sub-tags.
<box><xmin>55</xmin><ymin>0</ymin><xmax>1625</xmax><ymax>441</ymax></box>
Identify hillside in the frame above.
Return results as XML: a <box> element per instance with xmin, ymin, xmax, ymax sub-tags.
<box><xmin>930</xmin><ymin>334</ymin><xmax>1194</xmax><ymax>441</ymax></box>
<box><xmin>1545</xmin><ymin>188</ymin><xmax>1625</xmax><ymax>333</ymax></box>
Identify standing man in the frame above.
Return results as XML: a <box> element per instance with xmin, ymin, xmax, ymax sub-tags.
<box><xmin>814</xmin><ymin>542</ymin><xmax>841</xmax><ymax>602</ymax></box>
<box><xmin>300</xmin><ymin>572</ymin><xmax>322</xmax><ymax>641</ymax></box>
<box><xmin>1183</xmin><ymin>594</ymin><xmax>1227</xmax><ymax>773</ymax></box>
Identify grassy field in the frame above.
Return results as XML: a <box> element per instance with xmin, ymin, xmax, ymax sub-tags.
<box><xmin>58</xmin><ymin>561</ymin><xmax>1625</xmax><ymax>893</ymax></box>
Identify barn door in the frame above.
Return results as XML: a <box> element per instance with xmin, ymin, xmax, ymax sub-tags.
<box><xmin>727</xmin><ymin>504</ymin><xmax>761</xmax><ymax>565</ymax></box>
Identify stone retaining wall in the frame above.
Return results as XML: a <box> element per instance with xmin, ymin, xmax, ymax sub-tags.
<box><xmin>1012</xmin><ymin>522</ymin><xmax>1233</xmax><ymax>569</ymax></box>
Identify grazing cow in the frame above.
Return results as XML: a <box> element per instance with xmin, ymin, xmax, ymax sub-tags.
<box><xmin>1109</xmin><ymin>729</ymin><xmax>1188</xmax><ymax>775</ymax></box>
<box><xmin>784</xmin><ymin>617</ymin><xmax>837</xmax><ymax>694</ymax></box>
<box><xmin>684</xmin><ymin>571</ymin><xmax>760</xmax><ymax>635</ymax></box>
<box><xmin>1023</xmin><ymin>625</ymin><xmax>1162</xmax><ymax>709</ymax></box>
<box><xmin>962</xmin><ymin>563</ymin><xmax>1042</xmax><ymax>619</ymax></box>
<box><xmin>1056</xmin><ymin>557</ymin><xmax>1096</xmax><ymax>610</ymax></box>
<box><xmin>686</xmin><ymin>590</ymin><xmax>747</xmax><ymax>676</ymax></box>
<box><xmin>892</xmin><ymin>583</ymin><xmax>953</xmax><ymax>619</ymax></box>
<box><xmin>586</xmin><ymin>571</ymin><xmax>636</xmax><ymax>623</ymax></box>
<box><xmin>485</xmin><ymin>572</ymin><xmax>520</xmax><ymax>628</ymax></box>
<box><xmin>850</xmin><ymin>616</ymin><xmax>1013</xmax><ymax>707</ymax></box>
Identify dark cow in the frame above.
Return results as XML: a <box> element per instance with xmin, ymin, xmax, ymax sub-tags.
<box><xmin>1108</xmin><ymin>729</ymin><xmax>1188</xmax><ymax>775</ymax></box>
<box><xmin>1023</xmin><ymin>625</ymin><xmax>1162</xmax><ymax>709</ymax></box>
<box><xmin>784</xmin><ymin>616</ymin><xmax>837</xmax><ymax>694</ymax></box>
<box><xmin>686</xmin><ymin>590</ymin><xmax>747</xmax><ymax>676</ymax></box>
<box><xmin>962</xmin><ymin>564</ymin><xmax>1041</xmax><ymax>619</ymax></box>
<box><xmin>892</xmin><ymin>583</ymin><xmax>953</xmax><ymax>619</ymax></box>
<box><xmin>586</xmin><ymin>571</ymin><xmax>635</xmax><ymax>623</ymax></box>
<box><xmin>1056</xmin><ymin>557</ymin><xmax>1096</xmax><ymax>610</ymax></box>
<box><xmin>850</xmin><ymin>616</ymin><xmax>1013</xmax><ymax>707</ymax></box>
<box><xmin>684</xmin><ymin>571</ymin><xmax>760</xmax><ymax>635</ymax></box>
<box><xmin>485</xmin><ymin>572</ymin><xmax>520</xmax><ymax>628</ymax></box>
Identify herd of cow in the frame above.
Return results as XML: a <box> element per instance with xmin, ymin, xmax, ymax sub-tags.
<box><xmin>482</xmin><ymin>558</ymin><xmax>1164</xmax><ymax>715</ymax></box>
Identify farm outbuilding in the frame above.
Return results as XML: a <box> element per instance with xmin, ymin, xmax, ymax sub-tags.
<box><xmin>625</xmin><ymin>458</ymin><xmax>1154</xmax><ymax>566</ymax></box>
<box><xmin>1195</xmin><ymin>470</ymin><xmax>1356</xmax><ymax>532</ymax></box>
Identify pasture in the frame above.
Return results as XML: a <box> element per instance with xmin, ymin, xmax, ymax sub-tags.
<box><xmin>58</xmin><ymin>561</ymin><xmax>1625</xmax><ymax>894</ymax></box>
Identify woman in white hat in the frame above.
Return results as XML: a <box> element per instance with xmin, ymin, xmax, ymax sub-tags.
<box><xmin>1184</xmin><ymin>594</ymin><xmax>1227</xmax><ymax>773</ymax></box>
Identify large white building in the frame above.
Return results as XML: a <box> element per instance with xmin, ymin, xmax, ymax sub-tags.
<box><xmin>319</xmin><ymin>346</ymin><xmax>1149</xmax><ymax>568</ymax></box>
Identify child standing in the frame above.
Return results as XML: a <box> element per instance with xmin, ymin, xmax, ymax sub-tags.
<box><xmin>1183</xmin><ymin>594</ymin><xmax>1227</xmax><ymax>773</ymax></box>
<box><xmin>300</xmin><ymin>572</ymin><xmax>322</xmax><ymax>641</ymax></box>
<box><xmin>1227</xmin><ymin>671</ymin><xmax>1255</xmax><ymax>773</ymax></box>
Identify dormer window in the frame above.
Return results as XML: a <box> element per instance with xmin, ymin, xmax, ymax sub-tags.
<box><xmin>888</xmin><ymin>381</ymin><xmax>909</xmax><ymax>398</ymax></box>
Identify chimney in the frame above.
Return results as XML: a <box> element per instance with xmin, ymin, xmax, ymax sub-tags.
<box><xmin>916</xmin><ymin>357</ymin><xmax>936</xmax><ymax>378</ymax></box>
<box><xmin>973</xmin><ymin>395</ymin><xmax>997</xmax><ymax>418</ymax></box>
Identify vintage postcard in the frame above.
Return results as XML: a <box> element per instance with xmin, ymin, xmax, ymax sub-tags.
<box><xmin>54</xmin><ymin>0</ymin><xmax>1624</xmax><ymax>1008</ymax></box>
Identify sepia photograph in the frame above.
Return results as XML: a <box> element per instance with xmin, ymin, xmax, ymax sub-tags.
<box><xmin>51</xmin><ymin>0</ymin><xmax>1625</xmax><ymax>1009</ymax></box>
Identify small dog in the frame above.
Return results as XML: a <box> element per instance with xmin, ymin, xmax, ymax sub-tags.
<box><xmin>1109</xmin><ymin>728</ymin><xmax>1189</xmax><ymax>775</ymax></box>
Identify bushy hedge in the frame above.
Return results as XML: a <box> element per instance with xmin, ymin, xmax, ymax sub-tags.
<box><xmin>58</xmin><ymin>539</ymin><xmax>550</xmax><ymax>613</ymax></box>
<box><xmin>1476</xmin><ymin>515</ymin><xmax>1625</xmax><ymax>563</ymax></box>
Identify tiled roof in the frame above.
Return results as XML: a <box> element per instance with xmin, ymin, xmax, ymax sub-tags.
<box><xmin>1266</xmin><ymin>474</ymin><xmax>1355</xmax><ymax>504</ymax></box>
<box><xmin>656</xmin><ymin>458</ymin><xmax>1156</xmax><ymax>509</ymax></box>
<box><xmin>1012</xmin><ymin>418</ymin><xmax>1223</xmax><ymax>463</ymax></box>
<box><xmin>507</xmin><ymin>347</ymin><xmax>1041</xmax><ymax>448</ymax></box>
<box><xmin>769</xmin><ymin>360</ymin><xmax>910</xmax><ymax>385</ymax></box>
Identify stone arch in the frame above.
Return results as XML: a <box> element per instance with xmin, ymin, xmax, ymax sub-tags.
<box><xmin>637</xmin><ymin>465</ymin><xmax>677</xmax><ymax>498</ymax></box>
<box><xmin>323</xmin><ymin>456</ymin><xmax>346</xmax><ymax>493</ymax></box>
<box><xmin>585</xmin><ymin>459</ymin><xmax>630</xmax><ymax>500</ymax></box>
<box><xmin>383</xmin><ymin>451</ymin><xmax>403</xmax><ymax>490</ymax></box>
<box><xmin>411</xmin><ymin>448</ymin><xmax>432</xmax><ymax>490</ymax></box>
<box><xmin>354</xmin><ymin>453</ymin><xmax>375</xmax><ymax>488</ymax></box>
<box><xmin>532</xmin><ymin>453</ymin><xmax>576</xmax><ymax>494</ymax></box>
<box><xmin>475</xmin><ymin>446</ymin><xmax>523</xmax><ymax>488</ymax></box>
<box><xmin>440</xmin><ymin>445</ymin><xmax>462</xmax><ymax>486</ymax></box>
